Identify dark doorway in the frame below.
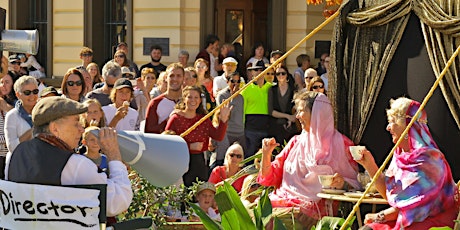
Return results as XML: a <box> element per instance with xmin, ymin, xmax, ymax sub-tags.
<box><xmin>215</xmin><ymin>0</ymin><xmax>268</xmax><ymax>64</ymax></box>
<box><xmin>360</xmin><ymin>12</ymin><xmax>460</xmax><ymax>180</ymax></box>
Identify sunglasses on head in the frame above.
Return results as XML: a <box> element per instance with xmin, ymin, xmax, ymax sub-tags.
<box><xmin>67</xmin><ymin>80</ymin><xmax>83</xmax><ymax>87</ymax></box>
<box><xmin>312</xmin><ymin>85</ymin><xmax>324</xmax><ymax>89</ymax></box>
<box><xmin>230</xmin><ymin>79</ymin><xmax>241</xmax><ymax>83</ymax></box>
<box><xmin>229</xmin><ymin>153</ymin><xmax>243</xmax><ymax>159</ymax></box>
<box><xmin>276</xmin><ymin>72</ymin><xmax>287</xmax><ymax>76</ymax></box>
<box><xmin>22</xmin><ymin>89</ymin><xmax>39</xmax><ymax>96</ymax></box>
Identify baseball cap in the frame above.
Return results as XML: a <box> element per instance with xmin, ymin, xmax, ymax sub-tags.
<box><xmin>113</xmin><ymin>78</ymin><xmax>133</xmax><ymax>90</ymax></box>
<box><xmin>222</xmin><ymin>57</ymin><xmax>238</xmax><ymax>65</ymax></box>
<box><xmin>196</xmin><ymin>182</ymin><xmax>216</xmax><ymax>194</ymax></box>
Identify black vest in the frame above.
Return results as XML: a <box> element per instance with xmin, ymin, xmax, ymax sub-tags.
<box><xmin>8</xmin><ymin>138</ymin><xmax>72</xmax><ymax>185</ymax></box>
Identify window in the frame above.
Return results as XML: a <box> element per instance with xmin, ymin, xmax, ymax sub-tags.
<box><xmin>30</xmin><ymin>0</ymin><xmax>48</xmax><ymax>74</ymax></box>
<box><xmin>104</xmin><ymin>0</ymin><xmax>127</xmax><ymax>59</ymax></box>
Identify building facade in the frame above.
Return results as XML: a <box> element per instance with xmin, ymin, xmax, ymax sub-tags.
<box><xmin>2</xmin><ymin>0</ymin><xmax>334</xmax><ymax>78</ymax></box>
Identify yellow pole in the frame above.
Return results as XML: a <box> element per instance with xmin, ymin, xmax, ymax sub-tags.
<box><xmin>340</xmin><ymin>44</ymin><xmax>460</xmax><ymax>229</ymax></box>
<box><xmin>180</xmin><ymin>10</ymin><xmax>341</xmax><ymax>138</ymax></box>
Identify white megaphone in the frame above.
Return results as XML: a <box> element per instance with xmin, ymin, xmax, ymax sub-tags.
<box><xmin>90</xmin><ymin>130</ymin><xmax>189</xmax><ymax>187</ymax></box>
<box><xmin>0</xmin><ymin>29</ymin><xmax>39</xmax><ymax>54</ymax></box>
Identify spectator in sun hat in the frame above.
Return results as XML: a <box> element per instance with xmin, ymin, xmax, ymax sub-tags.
<box><xmin>193</xmin><ymin>182</ymin><xmax>221</xmax><ymax>222</ymax></box>
<box><xmin>8</xmin><ymin>55</ymin><xmax>26</xmax><ymax>77</ymax></box>
<box><xmin>6</xmin><ymin>96</ymin><xmax>132</xmax><ymax>217</ymax></box>
<box><xmin>121</xmin><ymin>66</ymin><xmax>136</xmax><ymax>79</ymax></box>
<box><xmin>213</xmin><ymin>57</ymin><xmax>241</xmax><ymax>97</ymax></box>
<box><xmin>102</xmin><ymin>78</ymin><xmax>139</xmax><ymax>131</ymax></box>
<box><xmin>40</xmin><ymin>86</ymin><xmax>60</xmax><ymax>98</ymax></box>
<box><xmin>246</xmin><ymin>59</ymin><xmax>265</xmax><ymax>81</ymax></box>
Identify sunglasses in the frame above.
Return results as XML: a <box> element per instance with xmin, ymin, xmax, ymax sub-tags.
<box><xmin>115</xmin><ymin>55</ymin><xmax>125</xmax><ymax>58</ymax></box>
<box><xmin>67</xmin><ymin>80</ymin><xmax>83</xmax><ymax>87</ymax></box>
<box><xmin>312</xmin><ymin>85</ymin><xmax>324</xmax><ymax>89</ymax></box>
<box><xmin>266</xmin><ymin>72</ymin><xmax>275</xmax><ymax>75</ymax></box>
<box><xmin>230</xmin><ymin>79</ymin><xmax>241</xmax><ymax>83</ymax></box>
<box><xmin>276</xmin><ymin>72</ymin><xmax>287</xmax><ymax>76</ymax></box>
<box><xmin>229</xmin><ymin>153</ymin><xmax>243</xmax><ymax>159</ymax></box>
<box><xmin>22</xmin><ymin>89</ymin><xmax>39</xmax><ymax>96</ymax></box>
<box><xmin>250</xmin><ymin>183</ymin><xmax>261</xmax><ymax>189</ymax></box>
<box><xmin>305</xmin><ymin>76</ymin><xmax>314</xmax><ymax>80</ymax></box>
<box><xmin>82</xmin><ymin>53</ymin><xmax>93</xmax><ymax>57</ymax></box>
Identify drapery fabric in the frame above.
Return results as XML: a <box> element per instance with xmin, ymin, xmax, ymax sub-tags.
<box><xmin>330</xmin><ymin>0</ymin><xmax>460</xmax><ymax>143</ymax></box>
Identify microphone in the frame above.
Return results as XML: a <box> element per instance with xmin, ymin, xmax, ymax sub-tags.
<box><xmin>90</xmin><ymin>130</ymin><xmax>189</xmax><ymax>187</ymax></box>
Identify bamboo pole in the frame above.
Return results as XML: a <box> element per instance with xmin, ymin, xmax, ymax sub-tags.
<box><xmin>180</xmin><ymin>10</ymin><xmax>341</xmax><ymax>138</ymax></box>
<box><xmin>340</xmin><ymin>44</ymin><xmax>460</xmax><ymax>229</ymax></box>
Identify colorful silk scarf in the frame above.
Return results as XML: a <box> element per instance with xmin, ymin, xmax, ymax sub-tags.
<box><xmin>385</xmin><ymin>100</ymin><xmax>456</xmax><ymax>229</ymax></box>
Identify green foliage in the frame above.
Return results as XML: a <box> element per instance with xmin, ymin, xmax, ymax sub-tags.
<box><xmin>311</xmin><ymin>216</ymin><xmax>355</xmax><ymax>230</ymax></box>
<box><xmin>429</xmin><ymin>227</ymin><xmax>453</xmax><ymax>230</ymax></box>
<box><xmin>120</xmin><ymin>170</ymin><xmax>198</xmax><ymax>228</ymax></box>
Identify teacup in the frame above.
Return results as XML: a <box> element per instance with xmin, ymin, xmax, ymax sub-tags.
<box><xmin>349</xmin><ymin>146</ymin><xmax>366</xmax><ymax>160</ymax></box>
<box><xmin>318</xmin><ymin>175</ymin><xmax>334</xmax><ymax>188</ymax></box>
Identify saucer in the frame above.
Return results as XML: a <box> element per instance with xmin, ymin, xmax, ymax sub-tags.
<box><xmin>322</xmin><ymin>188</ymin><xmax>346</xmax><ymax>194</ymax></box>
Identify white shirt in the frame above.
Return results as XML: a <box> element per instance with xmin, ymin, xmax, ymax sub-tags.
<box><xmin>156</xmin><ymin>97</ymin><xmax>176</xmax><ymax>124</ymax></box>
<box><xmin>213</xmin><ymin>74</ymin><xmax>228</xmax><ymax>97</ymax></box>
<box><xmin>103</xmin><ymin>104</ymin><xmax>139</xmax><ymax>131</ymax></box>
<box><xmin>62</xmin><ymin>154</ymin><xmax>132</xmax><ymax>217</ymax></box>
<box><xmin>4</xmin><ymin>108</ymin><xmax>32</xmax><ymax>153</ymax></box>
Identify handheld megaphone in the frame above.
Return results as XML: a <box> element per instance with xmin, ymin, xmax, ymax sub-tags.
<box><xmin>90</xmin><ymin>130</ymin><xmax>189</xmax><ymax>187</ymax></box>
<box><xmin>0</xmin><ymin>29</ymin><xmax>39</xmax><ymax>55</ymax></box>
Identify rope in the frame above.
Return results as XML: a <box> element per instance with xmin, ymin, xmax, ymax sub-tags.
<box><xmin>180</xmin><ymin>10</ymin><xmax>341</xmax><ymax>138</ymax></box>
<box><xmin>340</xmin><ymin>43</ymin><xmax>460</xmax><ymax>230</ymax></box>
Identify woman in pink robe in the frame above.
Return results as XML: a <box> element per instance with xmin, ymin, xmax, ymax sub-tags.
<box><xmin>258</xmin><ymin>91</ymin><xmax>360</xmax><ymax>224</ymax></box>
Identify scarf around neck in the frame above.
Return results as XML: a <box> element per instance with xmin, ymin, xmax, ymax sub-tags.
<box><xmin>15</xmin><ymin>100</ymin><xmax>33</xmax><ymax>127</ymax></box>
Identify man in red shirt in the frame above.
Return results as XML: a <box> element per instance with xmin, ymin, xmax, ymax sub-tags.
<box><xmin>144</xmin><ymin>63</ymin><xmax>184</xmax><ymax>133</ymax></box>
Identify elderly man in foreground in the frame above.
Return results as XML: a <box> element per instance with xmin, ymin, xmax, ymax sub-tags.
<box><xmin>6</xmin><ymin>97</ymin><xmax>132</xmax><ymax>217</ymax></box>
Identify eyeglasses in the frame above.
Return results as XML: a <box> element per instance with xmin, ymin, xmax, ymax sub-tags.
<box><xmin>276</xmin><ymin>72</ymin><xmax>287</xmax><ymax>76</ymax></box>
<box><xmin>67</xmin><ymin>80</ymin><xmax>83</xmax><ymax>87</ymax></box>
<box><xmin>312</xmin><ymin>85</ymin><xmax>324</xmax><ymax>89</ymax></box>
<box><xmin>230</xmin><ymin>79</ymin><xmax>241</xmax><ymax>83</ymax></box>
<box><xmin>229</xmin><ymin>153</ymin><xmax>243</xmax><ymax>159</ymax></box>
<box><xmin>22</xmin><ymin>89</ymin><xmax>39</xmax><ymax>96</ymax></box>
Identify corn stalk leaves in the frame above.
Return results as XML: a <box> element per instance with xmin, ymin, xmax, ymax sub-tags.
<box><xmin>189</xmin><ymin>202</ymin><xmax>222</xmax><ymax>230</ymax></box>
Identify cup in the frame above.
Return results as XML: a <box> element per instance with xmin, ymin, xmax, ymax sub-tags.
<box><xmin>349</xmin><ymin>145</ymin><xmax>366</xmax><ymax>160</ymax></box>
<box><xmin>318</xmin><ymin>175</ymin><xmax>334</xmax><ymax>188</ymax></box>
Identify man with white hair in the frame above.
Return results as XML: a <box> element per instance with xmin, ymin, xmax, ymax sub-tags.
<box><xmin>212</xmin><ymin>57</ymin><xmax>240</xmax><ymax>97</ymax></box>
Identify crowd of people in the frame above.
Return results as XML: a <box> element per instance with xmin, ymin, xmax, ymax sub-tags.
<box><xmin>0</xmin><ymin>33</ymin><xmax>457</xmax><ymax>229</ymax></box>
